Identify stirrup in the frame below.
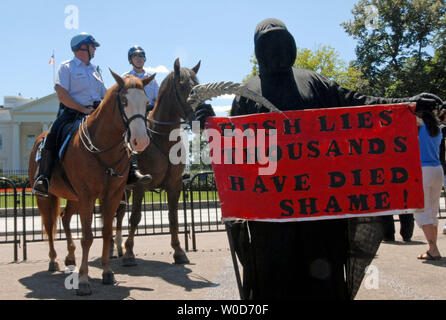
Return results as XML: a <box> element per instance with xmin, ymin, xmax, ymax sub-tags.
<box><xmin>32</xmin><ymin>176</ymin><xmax>50</xmax><ymax>198</ymax></box>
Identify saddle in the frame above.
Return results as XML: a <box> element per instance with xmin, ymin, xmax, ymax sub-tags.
<box><xmin>36</xmin><ymin>118</ymin><xmax>82</xmax><ymax>162</ymax></box>
<box><xmin>55</xmin><ymin>118</ymin><xmax>82</xmax><ymax>160</ymax></box>
<box><xmin>35</xmin><ymin>119</ymin><xmax>82</xmax><ymax>197</ymax></box>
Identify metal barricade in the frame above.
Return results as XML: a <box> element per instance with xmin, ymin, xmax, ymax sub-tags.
<box><xmin>19</xmin><ymin>179</ymin><xmax>193</xmax><ymax>261</ymax></box>
<box><xmin>187</xmin><ymin>172</ymin><xmax>223</xmax><ymax>250</ymax></box>
<box><xmin>5</xmin><ymin>171</ymin><xmax>446</xmax><ymax>262</ymax></box>
<box><xmin>0</xmin><ymin>178</ymin><xmax>19</xmax><ymax>262</ymax></box>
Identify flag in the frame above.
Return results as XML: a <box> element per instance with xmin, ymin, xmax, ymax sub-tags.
<box><xmin>48</xmin><ymin>53</ymin><xmax>54</xmax><ymax>65</ymax></box>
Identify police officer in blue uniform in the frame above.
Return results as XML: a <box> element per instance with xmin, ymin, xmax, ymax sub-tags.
<box><xmin>33</xmin><ymin>34</ymin><xmax>150</xmax><ymax>197</ymax></box>
<box><xmin>121</xmin><ymin>46</ymin><xmax>159</xmax><ymax>187</ymax></box>
<box><xmin>122</xmin><ymin>46</ymin><xmax>159</xmax><ymax>112</ymax></box>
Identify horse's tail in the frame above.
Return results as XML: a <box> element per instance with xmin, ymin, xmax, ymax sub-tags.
<box><xmin>37</xmin><ymin>195</ymin><xmax>60</xmax><ymax>240</ymax></box>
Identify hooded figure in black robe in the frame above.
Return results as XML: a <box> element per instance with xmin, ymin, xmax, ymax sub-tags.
<box><xmin>195</xmin><ymin>18</ymin><xmax>442</xmax><ymax>300</ymax></box>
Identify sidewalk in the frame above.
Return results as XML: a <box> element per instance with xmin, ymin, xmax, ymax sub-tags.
<box><xmin>356</xmin><ymin>220</ymin><xmax>446</xmax><ymax>300</ymax></box>
<box><xmin>0</xmin><ymin>219</ymin><xmax>445</xmax><ymax>300</ymax></box>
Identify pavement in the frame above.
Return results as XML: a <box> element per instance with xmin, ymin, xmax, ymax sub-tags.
<box><xmin>0</xmin><ymin>218</ymin><xmax>446</xmax><ymax>300</ymax></box>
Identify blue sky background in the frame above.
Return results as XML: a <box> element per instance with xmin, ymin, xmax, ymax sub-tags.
<box><xmin>0</xmin><ymin>0</ymin><xmax>360</xmax><ymax>114</ymax></box>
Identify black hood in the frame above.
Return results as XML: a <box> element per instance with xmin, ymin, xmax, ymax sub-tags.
<box><xmin>254</xmin><ymin>18</ymin><xmax>297</xmax><ymax>76</ymax></box>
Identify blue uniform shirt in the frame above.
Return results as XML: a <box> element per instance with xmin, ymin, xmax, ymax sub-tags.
<box><xmin>122</xmin><ymin>68</ymin><xmax>159</xmax><ymax>106</ymax></box>
<box><xmin>55</xmin><ymin>56</ymin><xmax>107</xmax><ymax>106</ymax></box>
<box><xmin>419</xmin><ymin>124</ymin><xmax>442</xmax><ymax>167</ymax></box>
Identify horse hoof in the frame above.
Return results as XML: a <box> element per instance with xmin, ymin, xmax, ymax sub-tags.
<box><xmin>109</xmin><ymin>251</ymin><xmax>118</xmax><ymax>259</ymax></box>
<box><xmin>48</xmin><ymin>261</ymin><xmax>60</xmax><ymax>272</ymax></box>
<box><xmin>174</xmin><ymin>252</ymin><xmax>190</xmax><ymax>265</ymax></box>
<box><xmin>64</xmin><ymin>257</ymin><xmax>76</xmax><ymax>267</ymax></box>
<box><xmin>76</xmin><ymin>283</ymin><xmax>92</xmax><ymax>296</ymax></box>
<box><xmin>122</xmin><ymin>257</ymin><xmax>137</xmax><ymax>267</ymax></box>
<box><xmin>102</xmin><ymin>272</ymin><xmax>115</xmax><ymax>285</ymax></box>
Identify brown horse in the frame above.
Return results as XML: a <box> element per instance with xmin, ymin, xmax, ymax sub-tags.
<box><xmin>112</xmin><ymin>58</ymin><xmax>200</xmax><ymax>266</ymax></box>
<box><xmin>28</xmin><ymin>71</ymin><xmax>155</xmax><ymax>296</ymax></box>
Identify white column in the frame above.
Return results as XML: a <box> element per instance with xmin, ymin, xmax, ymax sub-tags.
<box><xmin>12</xmin><ymin>123</ymin><xmax>20</xmax><ymax>171</ymax></box>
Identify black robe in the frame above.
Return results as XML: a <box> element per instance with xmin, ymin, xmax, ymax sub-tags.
<box><xmin>228</xmin><ymin>18</ymin><xmax>407</xmax><ymax>300</ymax></box>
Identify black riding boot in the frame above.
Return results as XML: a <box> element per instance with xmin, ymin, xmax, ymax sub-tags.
<box><xmin>32</xmin><ymin>149</ymin><xmax>55</xmax><ymax>198</ymax></box>
<box><xmin>127</xmin><ymin>156</ymin><xmax>152</xmax><ymax>186</ymax></box>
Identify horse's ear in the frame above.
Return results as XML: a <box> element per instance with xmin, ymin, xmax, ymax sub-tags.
<box><xmin>110</xmin><ymin>69</ymin><xmax>125</xmax><ymax>88</ymax></box>
<box><xmin>142</xmin><ymin>73</ymin><xmax>156</xmax><ymax>87</ymax></box>
<box><xmin>174</xmin><ymin>58</ymin><xmax>180</xmax><ymax>79</ymax></box>
<box><xmin>192</xmin><ymin>61</ymin><xmax>201</xmax><ymax>74</ymax></box>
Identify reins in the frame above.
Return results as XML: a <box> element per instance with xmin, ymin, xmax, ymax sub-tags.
<box><xmin>78</xmin><ymin>85</ymin><xmax>146</xmax><ymax>177</ymax></box>
<box><xmin>147</xmin><ymin>74</ymin><xmax>191</xmax><ymax>136</ymax></box>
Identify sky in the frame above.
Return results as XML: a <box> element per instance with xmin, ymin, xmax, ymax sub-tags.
<box><xmin>0</xmin><ymin>0</ymin><xmax>361</xmax><ymax>115</ymax></box>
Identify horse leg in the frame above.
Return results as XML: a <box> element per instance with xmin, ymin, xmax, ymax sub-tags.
<box><xmin>112</xmin><ymin>190</ymin><xmax>128</xmax><ymax>258</ymax></box>
<box><xmin>123</xmin><ymin>188</ymin><xmax>142</xmax><ymax>267</ymax></box>
<box><xmin>61</xmin><ymin>200</ymin><xmax>78</xmax><ymax>266</ymax></box>
<box><xmin>167</xmin><ymin>188</ymin><xmax>189</xmax><ymax>264</ymax></box>
<box><xmin>101</xmin><ymin>192</ymin><xmax>122</xmax><ymax>285</ymax></box>
<box><xmin>76</xmin><ymin>201</ymin><xmax>94</xmax><ymax>296</ymax></box>
<box><xmin>37</xmin><ymin>195</ymin><xmax>60</xmax><ymax>272</ymax></box>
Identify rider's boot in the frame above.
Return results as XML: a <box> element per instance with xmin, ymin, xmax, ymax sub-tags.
<box><xmin>127</xmin><ymin>156</ymin><xmax>152</xmax><ymax>186</ymax></box>
<box><xmin>33</xmin><ymin>149</ymin><xmax>55</xmax><ymax>198</ymax></box>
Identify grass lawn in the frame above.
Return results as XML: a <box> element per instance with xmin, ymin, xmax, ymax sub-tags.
<box><xmin>0</xmin><ymin>190</ymin><xmax>219</xmax><ymax>209</ymax></box>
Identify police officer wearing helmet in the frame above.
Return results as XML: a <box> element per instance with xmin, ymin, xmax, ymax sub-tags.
<box><xmin>122</xmin><ymin>46</ymin><xmax>159</xmax><ymax>112</ymax></box>
<box><xmin>33</xmin><ymin>32</ymin><xmax>104</xmax><ymax>197</ymax></box>
<box><xmin>120</xmin><ymin>46</ymin><xmax>159</xmax><ymax>187</ymax></box>
<box><xmin>33</xmin><ymin>34</ymin><xmax>150</xmax><ymax>197</ymax></box>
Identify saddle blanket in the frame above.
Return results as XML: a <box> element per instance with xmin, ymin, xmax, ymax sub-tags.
<box><xmin>35</xmin><ymin>119</ymin><xmax>82</xmax><ymax>162</ymax></box>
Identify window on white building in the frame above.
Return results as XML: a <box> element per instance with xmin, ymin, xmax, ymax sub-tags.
<box><xmin>0</xmin><ymin>135</ymin><xmax>3</xmax><ymax>150</ymax></box>
<box><xmin>27</xmin><ymin>135</ymin><xmax>35</xmax><ymax>151</ymax></box>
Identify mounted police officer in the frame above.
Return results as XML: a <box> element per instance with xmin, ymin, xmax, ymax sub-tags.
<box><xmin>122</xmin><ymin>45</ymin><xmax>159</xmax><ymax>187</ymax></box>
<box><xmin>33</xmin><ymin>33</ymin><xmax>150</xmax><ymax>198</ymax></box>
<box><xmin>122</xmin><ymin>46</ymin><xmax>159</xmax><ymax>113</ymax></box>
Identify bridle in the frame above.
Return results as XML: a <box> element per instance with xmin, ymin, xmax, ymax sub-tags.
<box><xmin>116</xmin><ymin>86</ymin><xmax>148</xmax><ymax>150</ymax></box>
<box><xmin>78</xmin><ymin>86</ymin><xmax>148</xmax><ymax>177</ymax></box>
<box><xmin>147</xmin><ymin>73</ymin><xmax>194</xmax><ymax>136</ymax></box>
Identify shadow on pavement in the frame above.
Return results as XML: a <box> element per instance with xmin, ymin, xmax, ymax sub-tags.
<box><xmin>18</xmin><ymin>270</ymin><xmax>153</xmax><ymax>300</ymax></box>
<box><xmin>381</xmin><ymin>240</ymin><xmax>425</xmax><ymax>246</ymax></box>
<box><xmin>89</xmin><ymin>257</ymin><xmax>220</xmax><ymax>292</ymax></box>
<box><xmin>18</xmin><ymin>256</ymin><xmax>219</xmax><ymax>300</ymax></box>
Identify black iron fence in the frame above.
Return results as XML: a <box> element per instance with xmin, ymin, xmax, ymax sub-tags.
<box><xmin>2</xmin><ymin>170</ymin><xmax>446</xmax><ymax>262</ymax></box>
<box><xmin>0</xmin><ymin>171</ymin><xmax>223</xmax><ymax>262</ymax></box>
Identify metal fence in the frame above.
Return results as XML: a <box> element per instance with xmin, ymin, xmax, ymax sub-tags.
<box><xmin>0</xmin><ymin>171</ymin><xmax>223</xmax><ymax>262</ymax></box>
<box><xmin>3</xmin><ymin>170</ymin><xmax>446</xmax><ymax>262</ymax></box>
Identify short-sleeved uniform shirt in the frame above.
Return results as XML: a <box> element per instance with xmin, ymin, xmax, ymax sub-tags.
<box><xmin>122</xmin><ymin>68</ymin><xmax>159</xmax><ymax>106</ymax></box>
<box><xmin>55</xmin><ymin>56</ymin><xmax>107</xmax><ymax>106</ymax></box>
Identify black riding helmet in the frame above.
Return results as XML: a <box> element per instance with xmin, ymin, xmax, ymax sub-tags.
<box><xmin>128</xmin><ymin>46</ymin><xmax>146</xmax><ymax>64</ymax></box>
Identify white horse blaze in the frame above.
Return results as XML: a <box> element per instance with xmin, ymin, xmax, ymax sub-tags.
<box><xmin>125</xmin><ymin>88</ymin><xmax>150</xmax><ymax>152</ymax></box>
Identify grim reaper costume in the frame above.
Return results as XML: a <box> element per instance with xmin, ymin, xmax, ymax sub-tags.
<box><xmin>195</xmin><ymin>18</ymin><xmax>441</xmax><ymax>300</ymax></box>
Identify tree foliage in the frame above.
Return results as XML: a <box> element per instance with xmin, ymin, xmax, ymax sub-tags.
<box><xmin>342</xmin><ymin>0</ymin><xmax>446</xmax><ymax>98</ymax></box>
<box><xmin>245</xmin><ymin>45</ymin><xmax>368</xmax><ymax>91</ymax></box>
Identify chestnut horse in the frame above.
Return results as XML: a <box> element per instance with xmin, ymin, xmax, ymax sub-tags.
<box><xmin>113</xmin><ymin>58</ymin><xmax>200</xmax><ymax>265</ymax></box>
<box><xmin>28</xmin><ymin>71</ymin><xmax>155</xmax><ymax>296</ymax></box>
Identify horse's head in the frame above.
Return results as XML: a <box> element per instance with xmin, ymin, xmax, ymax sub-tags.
<box><xmin>110</xmin><ymin>69</ymin><xmax>155</xmax><ymax>153</ymax></box>
<box><xmin>170</xmin><ymin>58</ymin><xmax>200</xmax><ymax>124</ymax></box>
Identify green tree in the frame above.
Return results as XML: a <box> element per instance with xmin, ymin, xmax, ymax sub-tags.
<box><xmin>244</xmin><ymin>45</ymin><xmax>368</xmax><ymax>91</ymax></box>
<box><xmin>342</xmin><ymin>0</ymin><xmax>446</xmax><ymax>98</ymax></box>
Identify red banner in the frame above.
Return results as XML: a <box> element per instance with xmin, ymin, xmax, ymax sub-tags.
<box><xmin>206</xmin><ymin>103</ymin><xmax>424</xmax><ymax>221</ymax></box>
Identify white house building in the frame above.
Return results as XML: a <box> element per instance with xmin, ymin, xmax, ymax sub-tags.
<box><xmin>0</xmin><ymin>94</ymin><xmax>58</xmax><ymax>171</ymax></box>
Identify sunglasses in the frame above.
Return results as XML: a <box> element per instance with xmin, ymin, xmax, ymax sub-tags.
<box><xmin>132</xmin><ymin>53</ymin><xmax>145</xmax><ymax>59</ymax></box>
